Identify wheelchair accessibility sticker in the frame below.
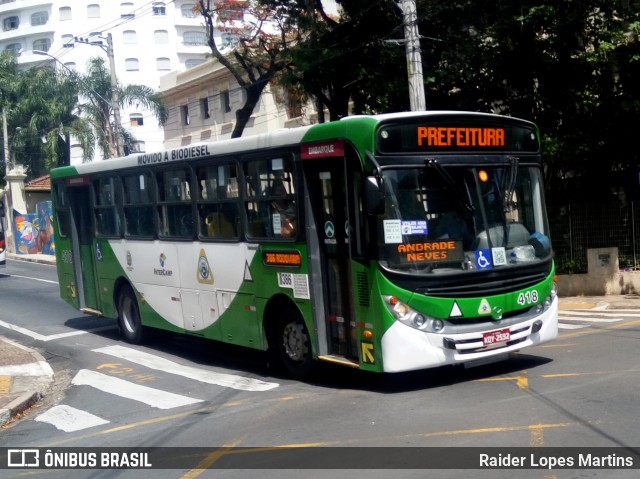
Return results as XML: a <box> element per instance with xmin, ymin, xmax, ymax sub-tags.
<box><xmin>475</xmin><ymin>249</ymin><xmax>492</xmax><ymax>269</ymax></box>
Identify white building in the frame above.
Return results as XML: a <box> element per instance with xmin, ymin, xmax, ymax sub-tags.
<box><xmin>1</xmin><ymin>0</ymin><xmax>210</xmax><ymax>161</ymax></box>
<box><xmin>1</xmin><ymin>0</ymin><xmax>339</xmax><ymax>160</ymax></box>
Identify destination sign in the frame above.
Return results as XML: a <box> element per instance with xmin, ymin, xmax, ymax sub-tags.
<box><xmin>376</xmin><ymin>117</ymin><xmax>539</xmax><ymax>153</ymax></box>
<box><xmin>301</xmin><ymin>140</ymin><xmax>345</xmax><ymax>159</ymax></box>
<box><xmin>396</xmin><ymin>240</ymin><xmax>464</xmax><ymax>263</ymax></box>
<box><xmin>263</xmin><ymin>250</ymin><xmax>302</xmax><ymax>267</ymax></box>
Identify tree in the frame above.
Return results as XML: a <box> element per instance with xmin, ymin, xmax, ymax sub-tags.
<box><xmin>75</xmin><ymin>57</ymin><xmax>168</xmax><ymax>159</ymax></box>
<box><xmin>267</xmin><ymin>0</ymin><xmax>409</xmax><ymax>121</ymax></box>
<box><xmin>197</xmin><ymin>0</ymin><xmax>295</xmax><ymax>137</ymax></box>
<box><xmin>11</xmin><ymin>63</ymin><xmax>94</xmax><ymax>173</ymax></box>
<box><xmin>0</xmin><ymin>51</ymin><xmax>21</xmax><ymax>186</ymax></box>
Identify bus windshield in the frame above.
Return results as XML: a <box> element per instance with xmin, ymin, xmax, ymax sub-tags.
<box><xmin>377</xmin><ymin>157</ymin><xmax>552</xmax><ymax>274</ymax></box>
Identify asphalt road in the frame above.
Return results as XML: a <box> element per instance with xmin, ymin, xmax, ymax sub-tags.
<box><xmin>1</xmin><ymin>258</ymin><xmax>640</xmax><ymax>479</ymax></box>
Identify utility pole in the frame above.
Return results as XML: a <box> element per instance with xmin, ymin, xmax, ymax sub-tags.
<box><xmin>2</xmin><ymin>108</ymin><xmax>12</xmax><ymax>253</ymax></box>
<box><xmin>72</xmin><ymin>33</ymin><xmax>125</xmax><ymax>157</ymax></box>
<box><xmin>106</xmin><ymin>33</ymin><xmax>125</xmax><ymax>157</ymax></box>
<box><xmin>401</xmin><ymin>0</ymin><xmax>426</xmax><ymax>111</ymax></box>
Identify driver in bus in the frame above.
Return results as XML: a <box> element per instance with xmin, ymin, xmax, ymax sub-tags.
<box><xmin>269</xmin><ymin>178</ymin><xmax>296</xmax><ymax>238</ymax></box>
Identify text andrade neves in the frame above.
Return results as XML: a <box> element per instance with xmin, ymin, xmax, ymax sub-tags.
<box><xmin>479</xmin><ymin>453</ymin><xmax>634</xmax><ymax>469</ymax></box>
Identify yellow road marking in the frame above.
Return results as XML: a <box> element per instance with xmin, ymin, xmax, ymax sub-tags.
<box><xmin>0</xmin><ymin>375</ymin><xmax>11</xmax><ymax>393</ymax></box>
<box><xmin>530</xmin><ymin>426</ymin><xmax>545</xmax><ymax>446</ymax></box>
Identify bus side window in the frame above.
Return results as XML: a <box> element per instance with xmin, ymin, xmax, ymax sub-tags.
<box><xmin>196</xmin><ymin>163</ymin><xmax>239</xmax><ymax>239</ymax></box>
<box><xmin>157</xmin><ymin>168</ymin><xmax>194</xmax><ymax>238</ymax></box>
<box><xmin>122</xmin><ymin>171</ymin><xmax>155</xmax><ymax>238</ymax></box>
<box><xmin>93</xmin><ymin>176</ymin><xmax>121</xmax><ymax>237</ymax></box>
<box><xmin>243</xmin><ymin>156</ymin><xmax>297</xmax><ymax>240</ymax></box>
<box><xmin>53</xmin><ymin>182</ymin><xmax>70</xmax><ymax>238</ymax></box>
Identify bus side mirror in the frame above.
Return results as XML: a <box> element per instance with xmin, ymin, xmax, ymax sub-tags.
<box><xmin>0</xmin><ymin>200</ymin><xmax>4</xmax><ymax>218</ymax></box>
<box><xmin>364</xmin><ymin>177</ymin><xmax>384</xmax><ymax>215</ymax></box>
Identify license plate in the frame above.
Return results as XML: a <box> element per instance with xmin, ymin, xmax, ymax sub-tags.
<box><xmin>483</xmin><ymin>328</ymin><xmax>510</xmax><ymax>346</ymax></box>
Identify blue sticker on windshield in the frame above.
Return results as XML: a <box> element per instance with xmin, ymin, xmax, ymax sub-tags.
<box><xmin>401</xmin><ymin>220</ymin><xmax>428</xmax><ymax>235</ymax></box>
<box><xmin>475</xmin><ymin>249</ymin><xmax>493</xmax><ymax>269</ymax></box>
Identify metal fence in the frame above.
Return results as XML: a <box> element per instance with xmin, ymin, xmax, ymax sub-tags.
<box><xmin>549</xmin><ymin>202</ymin><xmax>640</xmax><ymax>274</ymax></box>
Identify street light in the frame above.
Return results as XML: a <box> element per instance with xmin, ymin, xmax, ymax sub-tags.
<box><xmin>33</xmin><ymin>41</ymin><xmax>125</xmax><ymax>157</ymax></box>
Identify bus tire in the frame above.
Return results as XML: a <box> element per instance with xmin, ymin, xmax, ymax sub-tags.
<box><xmin>118</xmin><ymin>285</ymin><xmax>145</xmax><ymax>344</ymax></box>
<box><xmin>276</xmin><ymin>309</ymin><xmax>315</xmax><ymax>379</ymax></box>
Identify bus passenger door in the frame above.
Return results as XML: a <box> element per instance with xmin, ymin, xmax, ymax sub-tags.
<box><xmin>67</xmin><ymin>186</ymin><xmax>100</xmax><ymax>312</ymax></box>
<box><xmin>303</xmin><ymin>157</ymin><xmax>358</xmax><ymax>361</ymax></box>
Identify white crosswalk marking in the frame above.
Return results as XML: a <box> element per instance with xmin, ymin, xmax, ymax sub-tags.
<box><xmin>93</xmin><ymin>344</ymin><xmax>279</xmax><ymax>392</ymax></box>
<box><xmin>34</xmin><ymin>405</ymin><xmax>109</xmax><ymax>432</ymax></box>
<box><xmin>71</xmin><ymin>369</ymin><xmax>203</xmax><ymax>409</ymax></box>
<box><xmin>558</xmin><ymin>308</ymin><xmax>640</xmax><ymax>330</ymax></box>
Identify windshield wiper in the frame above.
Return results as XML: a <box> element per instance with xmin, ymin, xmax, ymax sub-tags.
<box><xmin>425</xmin><ymin>158</ymin><xmax>474</xmax><ymax>213</ymax></box>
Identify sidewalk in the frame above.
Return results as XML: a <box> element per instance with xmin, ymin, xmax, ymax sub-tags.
<box><xmin>0</xmin><ymin>293</ymin><xmax>639</xmax><ymax>427</ymax></box>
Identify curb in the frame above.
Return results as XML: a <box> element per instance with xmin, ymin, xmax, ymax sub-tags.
<box><xmin>0</xmin><ymin>391</ymin><xmax>43</xmax><ymax>426</ymax></box>
<box><xmin>6</xmin><ymin>253</ymin><xmax>56</xmax><ymax>266</ymax></box>
<box><xmin>0</xmin><ymin>338</ymin><xmax>54</xmax><ymax>427</ymax></box>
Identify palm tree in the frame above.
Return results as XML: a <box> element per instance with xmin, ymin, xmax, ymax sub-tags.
<box><xmin>76</xmin><ymin>57</ymin><xmax>168</xmax><ymax>159</ymax></box>
<box><xmin>12</xmin><ymin>64</ymin><xmax>95</xmax><ymax>172</ymax></box>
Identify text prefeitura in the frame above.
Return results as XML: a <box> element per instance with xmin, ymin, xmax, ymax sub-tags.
<box><xmin>137</xmin><ymin>145</ymin><xmax>211</xmax><ymax>165</ymax></box>
<box><xmin>479</xmin><ymin>453</ymin><xmax>634</xmax><ymax>469</ymax></box>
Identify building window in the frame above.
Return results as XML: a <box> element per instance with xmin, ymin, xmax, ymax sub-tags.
<box><xmin>130</xmin><ymin>113</ymin><xmax>144</xmax><ymax>126</ymax></box>
<box><xmin>183</xmin><ymin>31</ymin><xmax>207</xmax><ymax>46</ymax></box>
<box><xmin>31</xmin><ymin>12</ymin><xmax>49</xmax><ymax>26</ymax></box>
<box><xmin>156</xmin><ymin>57</ymin><xmax>170</xmax><ymax>71</ymax></box>
<box><xmin>5</xmin><ymin>43</ymin><xmax>21</xmax><ymax>56</ymax></box>
<box><xmin>185</xmin><ymin>59</ymin><xmax>204</xmax><ymax>69</ymax></box>
<box><xmin>59</xmin><ymin>7</ymin><xmax>72</xmax><ymax>21</ymax></box>
<box><xmin>125</xmin><ymin>58</ymin><xmax>139</xmax><ymax>71</ymax></box>
<box><xmin>152</xmin><ymin>2</ymin><xmax>166</xmax><ymax>15</ymax></box>
<box><xmin>123</xmin><ymin>30</ymin><xmax>137</xmax><ymax>43</ymax></box>
<box><xmin>87</xmin><ymin>4</ymin><xmax>100</xmax><ymax>18</ymax></box>
<box><xmin>132</xmin><ymin>141</ymin><xmax>145</xmax><ymax>153</ymax></box>
<box><xmin>3</xmin><ymin>16</ymin><xmax>19</xmax><ymax>31</ymax></box>
<box><xmin>154</xmin><ymin>30</ymin><xmax>169</xmax><ymax>44</ymax></box>
<box><xmin>181</xmin><ymin>105</ymin><xmax>190</xmax><ymax>126</ymax></box>
<box><xmin>221</xmin><ymin>90</ymin><xmax>231</xmax><ymax>113</ymax></box>
<box><xmin>200</xmin><ymin>97</ymin><xmax>210</xmax><ymax>119</ymax></box>
<box><xmin>221</xmin><ymin>32</ymin><xmax>238</xmax><ymax>47</ymax></box>
<box><xmin>181</xmin><ymin>4</ymin><xmax>198</xmax><ymax>18</ymax></box>
<box><xmin>61</xmin><ymin>34</ymin><xmax>74</xmax><ymax>47</ymax></box>
<box><xmin>33</xmin><ymin>39</ymin><xmax>51</xmax><ymax>52</ymax></box>
<box><xmin>121</xmin><ymin>2</ymin><xmax>135</xmax><ymax>19</ymax></box>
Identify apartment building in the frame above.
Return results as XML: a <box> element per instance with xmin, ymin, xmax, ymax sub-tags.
<box><xmin>1</xmin><ymin>0</ymin><xmax>338</xmax><ymax>160</ymax></box>
<box><xmin>1</xmin><ymin>0</ymin><xmax>210</xmax><ymax>160</ymax></box>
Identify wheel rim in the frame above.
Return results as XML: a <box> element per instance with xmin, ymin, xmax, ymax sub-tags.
<box><xmin>282</xmin><ymin>321</ymin><xmax>309</xmax><ymax>363</ymax></box>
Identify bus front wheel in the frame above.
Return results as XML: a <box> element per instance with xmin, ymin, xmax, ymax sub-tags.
<box><xmin>276</xmin><ymin>310</ymin><xmax>315</xmax><ymax>378</ymax></box>
<box><xmin>118</xmin><ymin>285</ymin><xmax>145</xmax><ymax>344</ymax></box>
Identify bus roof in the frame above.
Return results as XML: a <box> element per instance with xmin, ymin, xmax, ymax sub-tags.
<box><xmin>50</xmin><ymin>111</ymin><xmax>536</xmax><ymax>179</ymax></box>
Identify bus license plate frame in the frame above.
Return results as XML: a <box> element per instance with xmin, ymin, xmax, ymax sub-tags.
<box><xmin>483</xmin><ymin>328</ymin><xmax>510</xmax><ymax>346</ymax></box>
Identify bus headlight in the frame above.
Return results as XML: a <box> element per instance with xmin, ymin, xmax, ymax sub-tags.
<box><xmin>384</xmin><ymin>296</ymin><xmax>445</xmax><ymax>332</ymax></box>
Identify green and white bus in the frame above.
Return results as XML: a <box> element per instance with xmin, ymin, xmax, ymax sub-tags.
<box><xmin>51</xmin><ymin>111</ymin><xmax>557</xmax><ymax>377</ymax></box>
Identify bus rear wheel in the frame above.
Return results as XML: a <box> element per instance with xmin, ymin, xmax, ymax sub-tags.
<box><xmin>276</xmin><ymin>310</ymin><xmax>315</xmax><ymax>378</ymax></box>
<box><xmin>118</xmin><ymin>285</ymin><xmax>145</xmax><ymax>344</ymax></box>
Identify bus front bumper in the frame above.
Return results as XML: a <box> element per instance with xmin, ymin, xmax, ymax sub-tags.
<box><xmin>380</xmin><ymin>296</ymin><xmax>558</xmax><ymax>373</ymax></box>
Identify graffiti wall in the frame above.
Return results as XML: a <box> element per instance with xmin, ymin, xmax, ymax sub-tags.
<box><xmin>14</xmin><ymin>201</ymin><xmax>55</xmax><ymax>255</ymax></box>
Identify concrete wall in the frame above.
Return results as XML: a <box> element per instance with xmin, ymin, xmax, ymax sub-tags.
<box><xmin>557</xmin><ymin>247</ymin><xmax>640</xmax><ymax>296</ymax></box>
